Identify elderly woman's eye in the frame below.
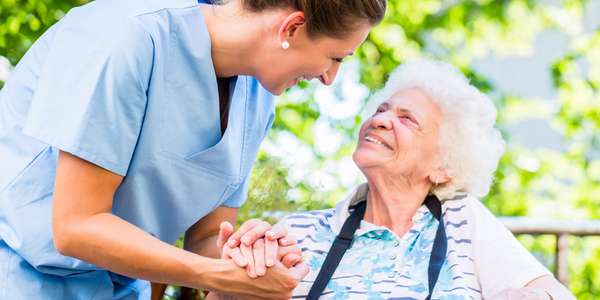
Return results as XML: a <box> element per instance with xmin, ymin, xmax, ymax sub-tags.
<box><xmin>400</xmin><ymin>115</ymin><xmax>419</xmax><ymax>127</ymax></box>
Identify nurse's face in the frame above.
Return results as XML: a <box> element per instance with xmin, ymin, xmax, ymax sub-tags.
<box><xmin>260</xmin><ymin>23</ymin><xmax>372</xmax><ymax>95</ymax></box>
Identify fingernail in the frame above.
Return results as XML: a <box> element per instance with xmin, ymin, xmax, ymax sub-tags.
<box><xmin>257</xmin><ymin>268</ymin><xmax>265</xmax><ymax>276</ymax></box>
<box><xmin>242</xmin><ymin>236</ymin><xmax>251</xmax><ymax>244</ymax></box>
<box><xmin>228</xmin><ymin>239</ymin><xmax>236</xmax><ymax>247</ymax></box>
<box><xmin>266</xmin><ymin>231</ymin><xmax>274</xmax><ymax>239</ymax></box>
<box><xmin>280</xmin><ymin>238</ymin><xmax>288</xmax><ymax>244</ymax></box>
<box><xmin>266</xmin><ymin>259</ymin><xmax>274</xmax><ymax>267</ymax></box>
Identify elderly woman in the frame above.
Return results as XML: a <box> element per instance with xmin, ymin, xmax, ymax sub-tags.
<box><xmin>272</xmin><ymin>59</ymin><xmax>576</xmax><ymax>299</ymax></box>
<box><xmin>213</xmin><ymin>59</ymin><xmax>575</xmax><ymax>300</ymax></box>
<box><xmin>270</xmin><ymin>60</ymin><xmax>573</xmax><ymax>299</ymax></box>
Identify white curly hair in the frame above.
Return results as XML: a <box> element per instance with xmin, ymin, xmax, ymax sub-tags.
<box><xmin>367</xmin><ymin>59</ymin><xmax>506</xmax><ymax>199</ymax></box>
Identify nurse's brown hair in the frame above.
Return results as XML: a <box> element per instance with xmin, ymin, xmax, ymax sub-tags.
<box><xmin>242</xmin><ymin>0</ymin><xmax>386</xmax><ymax>38</ymax></box>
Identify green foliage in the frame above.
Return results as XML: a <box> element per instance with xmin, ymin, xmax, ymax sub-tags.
<box><xmin>239</xmin><ymin>153</ymin><xmax>332</xmax><ymax>224</ymax></box>
<box><xmin>0</xmin><ymin>0</ymin><xmax>89</xmax><ymax>65</ymax></box>
<box><xmin>263</xmin><ymin>1</ymin><xmax>600</xmax><ymax>297</ymax></box>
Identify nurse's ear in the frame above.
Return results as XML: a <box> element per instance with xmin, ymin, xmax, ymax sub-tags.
<box><xmin>277</xmin><ymin>11</ymin><xmax>306</xmax><ymax>47</ymax></box>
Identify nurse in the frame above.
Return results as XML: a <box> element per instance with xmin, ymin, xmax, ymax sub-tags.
<box><xmin>0</xmin><ymin>0</ymin><xmax>386</xmax><ymax>299</ymax></box>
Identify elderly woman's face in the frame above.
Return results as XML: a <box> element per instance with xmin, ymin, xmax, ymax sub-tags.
<box><xmin>353</xmin><ymin>88</ymin><xmax>443</xmax><ymax>179</ymax></box>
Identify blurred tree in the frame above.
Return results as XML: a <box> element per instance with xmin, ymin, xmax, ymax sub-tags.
<box><xmin>0</xmin><ymin>0</ymin><xmax>88</xmax><ymax>64</ymax></box>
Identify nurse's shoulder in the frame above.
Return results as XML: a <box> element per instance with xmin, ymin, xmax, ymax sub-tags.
<box><xmin>54</xmin><ymin>0</ymin><xmax>198</xmax><ymax>40</ymax></box>
<box><xmin>62</xmin><ymin>0</ymin><xmax>197</xmax><ymax>23</ymax></box>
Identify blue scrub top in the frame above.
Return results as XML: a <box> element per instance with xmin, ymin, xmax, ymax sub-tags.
<box><xmin>0</xmin><ymin>0</ymin><xmax>274</xmax><ymax>298</ymax></box>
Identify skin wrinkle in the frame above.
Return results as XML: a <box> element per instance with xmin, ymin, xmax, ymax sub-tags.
<box><xmin>354</xmin><ymin>88</ymin><xmax>445</xmax><ymax>238</ymax></box>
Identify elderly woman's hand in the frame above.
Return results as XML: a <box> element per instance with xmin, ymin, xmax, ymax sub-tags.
<box><xmin>216</xmin><ymin>220</ymin><xmax>303</xmax><ymax>278</ymax></box>
<box><xmin>490</xmin><ymin>287</ymin><xmax>552</xmax><ymax>300</ymax></box>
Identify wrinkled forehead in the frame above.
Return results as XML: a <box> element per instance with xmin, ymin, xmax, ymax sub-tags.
<box><xmin>383</xmin><ymin>88</ymin><xmax>440</xmax><ymax>113</ymax></box>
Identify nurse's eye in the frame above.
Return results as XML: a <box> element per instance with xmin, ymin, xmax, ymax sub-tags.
<box><xmin>333</xmin><ymin>57</ymin><xmax>344</xmax><ymax>63</ymax></box>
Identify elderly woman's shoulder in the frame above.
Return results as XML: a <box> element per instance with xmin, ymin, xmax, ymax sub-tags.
<box><xmin>442</xmin><ymin>194</ymin><xmax>492</xmax><ymax>215</ymax></box>
<box><xmin>279</xmin><ymin>208</ymin><xmax>335</xmax><ymax>227</ymax></box>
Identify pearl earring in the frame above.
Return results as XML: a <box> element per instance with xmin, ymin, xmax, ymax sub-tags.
<box><xmin>281</xmin><ymin>41</ymin><xmax>290</xmax><ymax>50</ymax></box>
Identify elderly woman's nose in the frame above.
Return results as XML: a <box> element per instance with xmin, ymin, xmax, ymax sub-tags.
<box><xmin>371</xmin><ymin>112</ymin><xmax>393</xmax><ymax>129</ymax></box>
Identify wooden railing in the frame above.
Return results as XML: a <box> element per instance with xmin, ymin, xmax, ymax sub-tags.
<box><xmin>500</xmin><ymin>217</ymin><xmax>600</xmax><ymax>286</ymax></box>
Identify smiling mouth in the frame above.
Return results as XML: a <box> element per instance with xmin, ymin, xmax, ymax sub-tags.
<box><xmin>292</xmin><ymin>75</ymin><xmax>326</xmax><ymax>85</ymax></box>
<box><xmin>364</xmin><ymin>135</ymin><xmax>393</xmax><ymax>150</ymax></box>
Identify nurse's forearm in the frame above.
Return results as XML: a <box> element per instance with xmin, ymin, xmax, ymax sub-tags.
<box><xmin>55</xmin><ymin>211</ymin><xmax>229</xmax><ymax>289</ymax></box>
<box><xmin>52</xmin><ymin>152</ymin><xmax>299</xmax><ymax>299</ymax></box>
<box><xmin>183</xmin><ymin>206</ymin><xmax>239</xmax><ymax>258</ymax></box>
<box><xmin>55</xmin><ymin>212</ymin><xmax>301</xmax><ymax>299</ymax></box>
<box><xmin>52</xmin><ymin>151</ymin><xmax>224</xmax><ymax>289</ymax></box>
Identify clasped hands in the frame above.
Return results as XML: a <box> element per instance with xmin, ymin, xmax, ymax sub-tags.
<box><xmin>208</xmin><ymin>219</ymin><xmax>309</xmax><ymax>300</ymax></box>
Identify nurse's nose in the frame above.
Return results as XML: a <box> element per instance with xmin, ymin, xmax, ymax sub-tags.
<box><xmin>320</xmin><ymin>63</ymin><xmax>341</xmax><ymax>86</ymax></box>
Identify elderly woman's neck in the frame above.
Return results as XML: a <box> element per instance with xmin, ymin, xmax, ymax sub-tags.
<box><xmin>364</xmin><ymin>178</ymin><xmax>432</xmax><ymax>238</ymax></box>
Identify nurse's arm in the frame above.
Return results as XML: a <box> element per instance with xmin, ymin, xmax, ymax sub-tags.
<box><xmin>51</xmin><ymin>151</ymin><xmax>301</xmax><ymax>299</ymax></box>
<box><xmin>151</xmin><ymin>207</ymin><xmax>238</xmax><ymax>300</ymax></box>
<box><xmin>183</xmin><ymin>206</ymin><xmax>238</xmax><ymax>258</ymax></box>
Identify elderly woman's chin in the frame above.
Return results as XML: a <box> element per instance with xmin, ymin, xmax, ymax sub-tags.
<box><xmin>277</xmin><ymin>59</ymin><xmax>575</xmax><ymax>300</ymax></box>
<box><xmin>352</xmin><ymin>144</ymin><xmax>386</xmax><ymax>170</ymax></box>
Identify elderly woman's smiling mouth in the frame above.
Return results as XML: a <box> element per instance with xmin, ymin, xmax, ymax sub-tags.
<box><xmin>269</xmin><ymin>59</ymin><xmax>575</xmax><ymax>300</ymax></box>
<box><xmin>363</xmin><ymin>133</ymin><xmax>394</xmax><ymax>150</ymax></box>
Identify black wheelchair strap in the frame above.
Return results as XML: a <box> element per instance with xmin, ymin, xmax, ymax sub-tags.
<box><xmin>306</xmin><ymin>194</ymin><xmax>446</xmax><ymax>300</ymax></box>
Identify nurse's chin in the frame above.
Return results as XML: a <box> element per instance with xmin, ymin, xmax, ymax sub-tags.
<box><xmin>268</xmin><ymin>85</ymin><xmax>288</xmax><ymax>96</ymax></box>
<box><xmin>259</xmin><ymin>81</ymin><xmax>285</xmax><ymax>96</ymax></box>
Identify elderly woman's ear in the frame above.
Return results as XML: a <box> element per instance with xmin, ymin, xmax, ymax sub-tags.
<box><xmin>428</xmin><ymin>168</ymin><xmax>451</xmax><ymax>186</ymax></box>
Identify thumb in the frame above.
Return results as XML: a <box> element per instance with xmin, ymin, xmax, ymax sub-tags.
<box><xmin>217</xmin><ymin>221</ymin><xmax>234</xmax><ymax>249</ymax></box>
<box><xmin>288</xmin><ymin>262</ymin><xmax>310</xmax><ymax>281</ymax></box>
<box><xmin>281</xmin><ymin>253</ymin><xmax>302</xmax><ymax>268</ymax></box>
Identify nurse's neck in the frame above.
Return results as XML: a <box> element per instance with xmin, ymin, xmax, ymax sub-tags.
<box><xmin>199</xmin><ymin>1</ymin><xmax>281</xmax><ymax>78</ymax></box>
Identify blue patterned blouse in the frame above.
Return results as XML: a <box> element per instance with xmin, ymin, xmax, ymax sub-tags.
<box><xmin>279</xmin><ymin>183</ymin><xmax>550</xmax><ymax>299</ymax></box>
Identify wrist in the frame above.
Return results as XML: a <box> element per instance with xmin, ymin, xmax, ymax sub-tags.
<box><xmin>191</xmin><ymin>257</ymin><xmax>237</xmax><ymax>292</ymax></box>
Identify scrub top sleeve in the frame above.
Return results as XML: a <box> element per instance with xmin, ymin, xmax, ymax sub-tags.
<box><xmin>23</xmin><ymin>18</ymin><xmax>154</xmax><ymax>176</ymax></box>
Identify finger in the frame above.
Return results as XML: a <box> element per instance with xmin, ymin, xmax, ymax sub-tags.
<box><xmin>225</xmin><ymin>246</ymin><xmax>248</xmax><ymax>267</ymax></box>
<box><xmin>217</xmin><ymin>222</ymin><xmax>234</xmax><ymax>249</ymax></box>
<box><xmin>240</xmin><ymin>243</ymin><xmax>256</xmax><ymax>278</ymax></box>
<box><xmin>264</xmin><ymin>236</ymin><xmax>278</xmax><ymax>267</ymax></box>
<box><xmin>281</xmin><ymin>253</ymin><xmax>302</xmax><ymax>268</ymax></box>
<box><xmin>227</xmin><ymin>219</ymin><xmax>262</xmax><ymax>247</ymax></box>
<box><xmin>277</xmin><ymin>244</ymin><xmax>302</xmax><ymax>261</ymax></box>
<box><xmin>278</xmin><ymin>234</ymin><xmax>297</xmax><ymax>247</ymax></box>
<box><xmin>240</xmin><ymin>221</ymin><xmax>272</xmax><ymax>246</ymax></box>
<box><xmin>265</xmin><ymin>224</ymin><xmax>287</xmax><ymax>241</ymax></box>
<box><xmin>253</xmin><ymin>239</ymin><xmax>266</xmax><ymax>276</ymax></box>
<box><xmin>288</xmin><ymin>262</ymin><xmax>310</xmax><ymax>281</ymax></box>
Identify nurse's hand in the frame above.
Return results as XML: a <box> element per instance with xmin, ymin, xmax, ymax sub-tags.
<box><xmin>210</xmin><ymin>258</ymin><xmax>309</xmax><ymax>300</ymax></box>
<box><xmin>217</xmin><ymin>221</ymin><xmax>302</xmax><ymax>278</ymax></box>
